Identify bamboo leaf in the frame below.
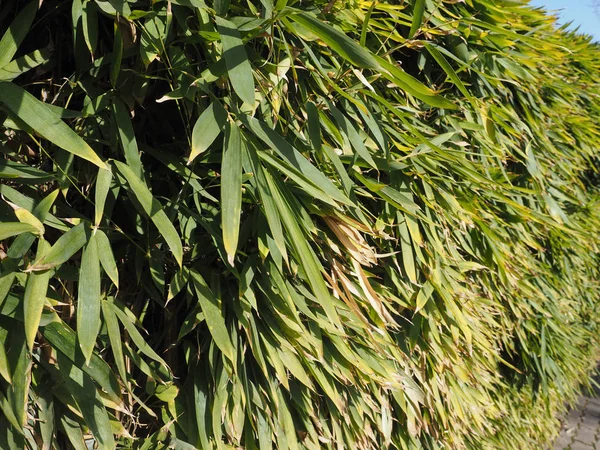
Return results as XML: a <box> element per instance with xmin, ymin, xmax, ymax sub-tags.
<box><xmin>31</xmin><ymin>223</ymin><xmax>89</xmax><ymax>271</ymax></box>
<box><xmin>0</xmin><ymin>340</ymin><xmax>11</xmax><ymax>383</ymax></box>
<box><xmin>13</xmin><ymin>206</ymin><xmax>44</xmax><ymax>235</ymax></box>
<box><xmin>41</xmin><ymin>321</ymin><xmax>122</xmax><ymax>404</ymax></box>
<box><xmin>221</xmin><ymin>122</ymin><xmax>244</xmax><ymax>266</ymax></box>
<box><xmin>415</xmin><ymin>281</ymin><xmax>434</xmax><ymax>313</ymax></box>
<box><xmin>408</xmin><ymin>0</ymin><xmax>426</xmax><ymax>39</ymax></box>
<box><xmin>0</xmin><ymin>223</ymin><xmax>38</xmax><ymax>241</ymax></box>
<box><xmin>112</xmin><ymin>99</ymin><xmax>142</xmax><ymax>178</ymax></box>
<box><xmin>240</xmin><ymin>115</ymin><xmax>353</xmax><ymax>206</ymax></box>
<box><xmin>109</xmin><ymin>300</ymin><xmax>170</xmax><ymax>370</ymax></box>
<box><xmin>290</xmin><ymin>12</ymin><xmax>379</xmax><ymax>69</ymax></box>
<box><xmin>95</xmin><ymin>230</ymin><xmax>119</xmax><ymax>288</ymax></box>
<box><xmin>190</xmin><ymin>270</ymin><xmax>234</xmax><ymax>362</ymax></box>
<box><xmin>0</xmin><ymin>82</ymin><xmax>107</xmax><ymax>169</ymax></box>
<box><xmin>94</xmin><ymin>167</ymin><xmax>112</xmax><ymax>227</ymax></box>
<box><xmin>114</xmin><ymin>161</ymin><xmax>183</xmax><ymax>267</ymax></box>
<box><xmin>54</xmin><ymin>352</ymin><xmax>115</xmax><ymax>450</ymax></box>
<box><xmin>0</xmin><ymin>1</ymin><xmax>38</xmax><ymax>70</ymax></box>
<box><xmin>77</xmin><ymin>232</ymin><xmax>102</xmax><ymax>363</ymax></box>
<box><xmin>100</xmin><ymin>299</ymin><xmax>127</xmax><ymax>384</ymax></box>
<box><xmin>24</xmin><ymin>239</ymin><xmax>52</xmax><ymax>349</ymax></box>
<box><xmin>264</xmin><ymin>170</ymin><xmax>343</xmax><ymax>329</ymax></box>
<box><xmin>189</xmin><ymin>101</ymin><xmax>228</xmax><ymax>163</ymax></box>
<box><xmin>216</xmin><ymin>17</ymin><xmax>255</xmax><ymax>105</ymax></box>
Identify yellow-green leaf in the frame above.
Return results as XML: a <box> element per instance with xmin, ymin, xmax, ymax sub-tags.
<box><xmin>0</xmin><ymin>222</ymin><xmax>37</xmax><ymax>241</ymax></box>
<box><xmin>221</xmin><ymin>122</ymin><xmax>243</xmax><ymax>266</ymax></box>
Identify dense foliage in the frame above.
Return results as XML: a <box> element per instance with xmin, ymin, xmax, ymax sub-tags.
<box><xmin>1</xmin><ymin>0</ymin><xmax>600</xmax><ymax>448</ymax></box>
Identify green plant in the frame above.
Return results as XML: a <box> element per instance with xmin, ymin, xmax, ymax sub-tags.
<box><xmin>1</xmin><ymin>0</ymin><xmax>600</xmax><ymax>448</ymax></box>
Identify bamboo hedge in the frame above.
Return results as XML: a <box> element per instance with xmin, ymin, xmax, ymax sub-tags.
<box><xmin>1</xmin><ymin>0</ymin><xmax>600</xmax><ymax>448</ymax></box>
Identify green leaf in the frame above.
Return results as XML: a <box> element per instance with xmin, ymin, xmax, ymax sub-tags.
<box><xmin>94</xmin><ymin>167</ymin><xmax>112</xmax><ymax>226</ymax></box>
<box><xmin>408</xmin><ymin>0</ymin><xmax>426</xmax><ymax>39</ymax></box>
<box><xmin>6</xmin><ymin>325</ymin><xmax>29</xmax><ymax>429</ymax></box>
<box><xmin>33</xmin><ymin>189</ymin><xmax>60</xmax><ymax>221</ymax></box>
<box><xmin>112</xmin><ymin>99</ymin><xmax>143</xmax><ymax>178</ymax></box>
<box><xmin>240</xmin><ymin>115</ymin><xmax>352</xmax><ymax>206</ymax></box>
<box><xmin>37</xmin><ymin>381</ymin><xmax>55</xmax><ymax>450</ymax></box>
<box><xmin>245</xmin><ymin>146</ymin><xmax>288</xmax><ymax>265</ymax></box>
<box><xmin>306</xmin><ymin>101</ymin><xmax>322</xmax><ymax>153</ymax></box>
<box><xmin>216</xmin><ymin>17</ymin><xmax>255</xmax><ymax>105</ymax></box>
<box><xmin>82</xmin><ymin>0</ymin><xmax>98</xmax><ymax>57</ymax></box>
<box><xmin>0</xmin><ymin>158</ymin><xmax>53</xmax><ymax>182</ymax></box>
<box><xmin>54</xmin><ymin>352</ymin><xmax>115</xmax><ymax>450</ymax></box>
<box><xmin>31</xmin><ymin>222</ymin><xmax>89</xmax><ymax>271</ymax></box>
<box><xmin>0</xmin><ymin>82</ymin><xmax>107</xmax><ymax>169</ymax></box>
<box><xmin>290</xmin><ymin>12</ymin><xmax>379</xmax><ymax>69</ymax></box>
<box><xmin>189</xmin><ymin>101</ymin><xmax>228</xmax><ymax>163</ymax></box>
<box><xmin>41</xmin><ymin>321</ymin><xmax>122</xmax><ymax>404</ymax></box>
<box><xmin>95</xmin><ymin>230</ymin><xmax>119</xmax><ymax>288</ymax></box>
<box><xmin>77</xmin><ymin>232</ymin><xmax>102</xmax><ymax>363</ymax></box>
<box><xmin>398</xmin><ymin>216</ymin><xmax>417</xmax><ymax>284</ymax></box>
<box><xmin>424</xmin><ymin>43</ymin><xmax>473</xmax><ymax>101</ymax></box>
<box><xmin>415</xmin><ymin>281</ymin><xmax>434</xmax><ymax>313</ymax></box>
<box><xmin>190</xmin><ymin>270</ymin><xmax>234</xmax><ymax>362</ymax></box>
<box><xmin>24</xmin><ymin>239</ymin><xmax>52</xmax><ymax>349</ymax></box>
<box><xmin>109</xmin><ymin>300</ymin><xmax>170</xmax><ymax>370</ymax></box>
<box><xmin>0</xmin><ymin>340</ymin><xmax>11</xmax><ymax>383</ymax></box>
<box><xmin>0</xmin><ymin>1</ymin><xmax>38</xmax><ymax>70</ymax></box>
<box><xmin>0</xmin><ymin>223</ymin><xmax>38</xmax><ymax>241</ymax></box>
<box><xmin>221</xmin><ymin>122</ymin><xmax>244</xmax><ymax>266</ymax></box>
<box><xmin>59</xmin><ymin>414</ymin><xmax>88</xmax><ymax>450</ymax></box>
<box><xmin>5</xmin><ymin>190</ymin><xmax>58</xmax><ymax>261</ymax></box>
<box><xmin>101</xmin><ymin>299</ymin><xmax>127</xmax><ymax>383</ymax></box>
<box><xmin>214</xmin><ymin>0</ymin><xmax>230</xmax><ymax>15</ymax></box>
<box><xmin>0</xmin><ymin>390</ymin><xmax>20</xmax><ymax>430</ymax></box>
<box><xmin>328</xmin><ymin>103</ymin><xmax>377</xmax><ymax>169</ymax></box>
<box><xmin>264</xmin><ymin>170</ymin><xmax>343</xmax><ymax>330</ymax></box>
<box><xmin>110</xmin><ymin>20</ymin><xmax>123</xmax><ymax>88</ymax></box>
<box><xmin>376</xmin><ymin>56</ymin><xmax>457</xmax><ymax>109</ymax></box>
<box><xmin>114</xmin><ymin>161</ymin><xmax>183</xmax><ymax>267</ymax></box>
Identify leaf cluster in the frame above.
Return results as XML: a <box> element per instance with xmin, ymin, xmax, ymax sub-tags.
<box><xmin>1</xmin><ymin>0</ymin><xmax>600</xmax><ymax>449</ymax></box>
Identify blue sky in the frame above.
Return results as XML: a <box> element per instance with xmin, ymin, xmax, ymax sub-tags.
<box><xmin>528</xmin><ymin>0</ymin><xmax>600</xmax><ymax>41</ymax></box>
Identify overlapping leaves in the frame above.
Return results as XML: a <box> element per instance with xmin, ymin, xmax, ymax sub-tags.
<box><xmin>0</xmin><ymin>0</ymin><xmax>599</xmax><ymax>449</ymax></box>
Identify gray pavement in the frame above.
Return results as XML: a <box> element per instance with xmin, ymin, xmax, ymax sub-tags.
<box><xmin>554</xmin><ymin>380</ymin><xmax>600</xmax><ymax>449</ymax></box>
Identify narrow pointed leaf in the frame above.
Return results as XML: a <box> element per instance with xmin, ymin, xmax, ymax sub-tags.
<box><xmin>221</xmin><ymin>122</ymin><xmax>244</xmax><ymax>266</ymax></box>
<box><xmin>95</xmin><ymin>230</ymin><xmax>119</xmax><ymax>288</ymax></box>
<box><xmin>0</xmin><ymin>1</ymin><xmax>38</xmax><ymax>69</ymax></box>
<box><xmin>189</xmin><ymin>101</ymin><xmax>228</xmax><ymax>163</ymax></box>
<box><xmin>216</xmin><ymin>17</ymin><xmax>255</xmax><ymax>105</ymax></box>
<box><xmin>94</xmin><ymin>167</ymin><xmax>113</xmax><ymax>226</ymax></box>
<box><xmin>290</xmin><ymin>12</ymin><xmax>379</xmax><ymax>69</ymax></box>
<box><xmin>112</xmin><ymin>99</ymin><xmax>142</xmax><ymax>178</ymax></box>
<box><xmin>190</xmin><ymin>270</ymin><xmax>234</xmax><ymax>362</ymax></box>
<box><xmin>31</xmin><ymin>222</ymin><xmax>88</xmax><ymax>271</ymax></box>
<box><xmin>0</xmin><ymin>82</ymin><xmax>107</xmax><ymax>168</ymax></box>
<box><xmin>408</xmin><ymin>0</ymin><xmax>426</xmax><ymax>39</ymax></box>
<box><xmin>114</xmin><ymin>161</ymin><xmax>183</xmax><ymax>267</ymax></box>
<box><xmin>0</xmin><ymin>223</ymin><xmax>37</xmax><ymax>241</ymax></box>
<box><xmin>77</xmin><ymin>233</ymin><xmax>101</xmax><ymax>363</ymax></box>
<box><xmin>24</xmin><ymin>239</ymin><xmax>52</xmax><ymax>349</ymax></box>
